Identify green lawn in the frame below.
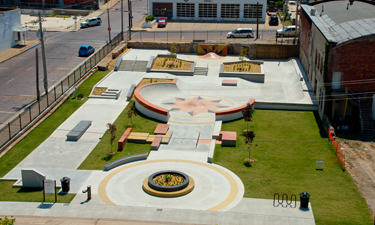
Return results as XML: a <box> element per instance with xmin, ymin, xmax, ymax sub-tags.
<box><xmin>78</xmin><ymin>100</ymin><xmax>162</xmax><ymax>170</ymax></box>
<box><xmin>0</xmin><ymin>181</ymin><xmax>75</xmax><ymax>203</ymax></box>
<box><xmin>214</xmin><ymin>110</ymin><xmax>372</xmax><ymax>225</ymax></box>
<box><xmin>0</xmin><ymin>70</ymin><xmax>109</xmax><ymax>203</ymax></box>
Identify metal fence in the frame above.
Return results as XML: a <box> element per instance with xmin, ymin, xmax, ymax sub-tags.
<box><xmin>0</xmin><ymin>32</ymin><xmax>124</xmax><ymax>151</ymax></box>
<box><xmin>130</xmin><ymin>30</ymin><xmax>280</xmax><ymax>42</ymax></box>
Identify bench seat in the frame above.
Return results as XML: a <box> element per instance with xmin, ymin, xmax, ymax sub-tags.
<box><xmin>66</xmin><ymin>120</ymin><xmax>92</xmax><ymax>141</ymax></box>
<box><xmin>118</xmin><ymin>128</ymin><xmax>132</xmax><ymax>150</ymax></box>
<box><xmin>103</xmin><ymin>153</ymin><xmax>148</xmax><ymax>171</ymax></box>
<box><xmin>154</xmin><ymin>124</ymin><xmax>169</xmax><ymax>135</ymax></box>
<box><xmin>151</xmin><ymin>136</ymin><xmax>162</xmax><ymax>150</ymax></box>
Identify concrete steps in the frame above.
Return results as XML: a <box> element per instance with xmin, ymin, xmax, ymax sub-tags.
<box><xmin>194</xmin><ymin>67</ymin><xmax>208</xmax><ymax>76</ymax></box>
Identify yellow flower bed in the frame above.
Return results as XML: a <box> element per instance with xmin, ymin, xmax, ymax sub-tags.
<box><xmin>153</xmin><ymin>173</ymin><xmax>185</xmax><ymax>186</ymax></box>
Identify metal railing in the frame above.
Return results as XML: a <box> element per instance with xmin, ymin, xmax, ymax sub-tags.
<box><xmin>0</xmin><ymin>33</ymin><xmax>125</xmax><ymax>152</ymax></box>
<box><xmin>131</xmin><ymin>30</ymin><xmax>278</xmax><ymax>42</ymax></box>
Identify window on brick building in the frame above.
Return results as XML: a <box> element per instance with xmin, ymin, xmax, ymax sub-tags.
<box><xmin>332</xmin><ymin>72</ymin><xmax>342</xmax><ymax>90</ymax></box>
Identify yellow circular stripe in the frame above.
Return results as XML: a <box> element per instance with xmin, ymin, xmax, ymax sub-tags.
<box><xmin>98</xmin><ymin>159</ymin><xmax>239</xmax><ymax>211</ymax></box>
<box><xmin>142</xmin><ymin>176</ymin><xmax>195</xmax><ymax>197</ymax></box>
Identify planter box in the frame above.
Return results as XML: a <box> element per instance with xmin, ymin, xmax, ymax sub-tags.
<box><xmin>142</xmin><ymin>20</ymin><xmax>156</xmax><ymax>28</ymax></box>
<box><xmin>219</xmin><ymin>60</ymin><xmax>265</xmax><ymax>83</ymax></box>
<box><xmin>148</xmin><ymin>54</ymin><xmax>196</xmax><ymax>75</ymax></box>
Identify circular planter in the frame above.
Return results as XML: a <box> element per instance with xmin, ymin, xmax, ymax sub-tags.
<box><xmin>148</xmin><ymin>170</ymin><xmax>189</xmax><ymax>192</ymax></box>
<box><xmin>143</xmin><ymin>170</ymin><xmax>194</xmax><ymax>197</ymax></box>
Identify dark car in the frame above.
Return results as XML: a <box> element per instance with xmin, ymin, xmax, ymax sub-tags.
<box><xmin>157</xmin><ymin>18</ymin><xmax>167</xmax><ymax>27</ymax></box>
<box><xmin>269</xmin><ymin>14</ymin><xmax>279</xmax><ymax>26</ymax></box>
<box><xmin>78</xmin><ymin>45</ymin><xmax>95</xmax><ymax>57</ymax></box>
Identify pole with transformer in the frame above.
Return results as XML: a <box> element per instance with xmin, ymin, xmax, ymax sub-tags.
<box><xmin>128</xmin><ymin>0</ymin><xmax>132</xmax><ymax>40</ymax></box>
<box><xmin>38</xmin><ymin>12</ymin><xmax>48</xmax><ymax>98</ymax></box>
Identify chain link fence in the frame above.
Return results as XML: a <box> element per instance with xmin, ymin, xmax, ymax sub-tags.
<box><xmin>0</xmin><ymin>32</ymin><xmax>125</xmax><ymax>151</ymax></box>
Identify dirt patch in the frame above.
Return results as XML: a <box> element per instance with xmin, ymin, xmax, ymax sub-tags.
<box><xmin>337</xmin><ymin>138</ymin><xmax>375</xmax><ymax>215</ymax></box>
<box><xmin>107</xmin><ymin>48</ymin><xmax>130</xmax><ymax>71</ymax></box>
<box><xmin>91</xmin><ymin>87</ymin><xmax>107</xmax><ymax>96</ymax></box>
<box><xmin>224</xmin><ymin>62</ymin><xmax>261</xmax><ymax>73</ymax></box>
<box><xmin>152</xmin><ymin>57</ymin><xmax>192</xmax><ymax>71</ymax></box>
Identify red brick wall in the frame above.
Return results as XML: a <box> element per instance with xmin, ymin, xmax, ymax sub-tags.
<box><xmin>328</xmin><ymin>35</ymin><xmax>375</xmax><ymax>92</ymax></box>
<box><xmin>299</xmin><ymin>10</ymin><xmax>311</xmax><ymax>57</ymax></box>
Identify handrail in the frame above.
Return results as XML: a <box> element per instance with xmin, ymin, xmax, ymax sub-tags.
<box><xmin>132</xmin><ymin>56</ymin><xmax>137</xmax><ymax>72</ymax></box>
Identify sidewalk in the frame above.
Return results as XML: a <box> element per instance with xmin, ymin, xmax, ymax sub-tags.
<box><xmin>0</xmin><ymin>40</ymin><xmax>40</xmax><ymax>64</ymax></box>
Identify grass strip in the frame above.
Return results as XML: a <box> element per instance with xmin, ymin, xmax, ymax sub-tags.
<box><xmin>0</xmin><ymin>70</ymin><xmax>109</xmax><ymax>178</ymax></box>
<box><xmin>214</xmin><ymin>110</ymin><xmax>372</xmax><ymax>225</ymax></box>
<box><xmin>78</xmin><ymin>100</ymin><xmax>162</xmax><ymax>170</ymax></box>
<box><xmin>0</xmin><ymin>181</ymin><xmax>75</xmax><ymax>203</ymax></box>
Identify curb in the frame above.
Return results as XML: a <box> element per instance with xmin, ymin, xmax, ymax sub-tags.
<box><xmin>28</xmin><ymin>42</ymin><xmax>40</xmax><ymax>50</ymax></box>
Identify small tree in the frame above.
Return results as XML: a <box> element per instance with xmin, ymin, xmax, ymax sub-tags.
<box><xmin>242</xmin><ymin>103</ymin><xmax>253</xmax><ymax>132</ymax></box>
<box><xmin>244</xmin><ymin>130</ymin><xmax>256</xmax><ymax>163</ymax></box>
<box><xmin>239</xmin><ymin>47</ymin><xmax>248</xmax><ymax>62</ymax></box>
<box><xmin>170</xmin><ymin>42</ymin><xmax>177</xmax><ymax>57</ymax></box>
<box><xmin>127</xmin><ymin>103</ymin><xmax>137</xmax><ymax>126</ymax></box>
<box><xmin>106</xmin><ymin>123</ymin><xmax>117</xmax><ymax>154</ymax></box>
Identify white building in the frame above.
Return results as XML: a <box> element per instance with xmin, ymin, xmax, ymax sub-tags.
<box><xmin>0</xmin><ymin>7</ymin><xmax>29</xmax><ymax>53</ymax></box>
<box><xmin>148</xmin><ymin>0</ymin><xmax>267</xmax><ymax>23</ymax></box>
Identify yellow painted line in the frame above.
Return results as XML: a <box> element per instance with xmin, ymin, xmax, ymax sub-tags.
<box><xmin>168</xmin><ymin>120</ymin><xmax>215</xmax><ymax>125</ymax></box>
<box><xmin>26</xmin><ymin>67</ymin><xmax>33</xmax><ymax>71</ymax></box>
<box><xmin>56</xmin><ymin>50</ymin><xmax>60</xmax><ymax>53</ymax></box>
<box><xmin>7</xmin><ymin>78</ymin><xmax>14</xmax><ymax>83</ymax></box>
<box><xmin>98</xmin><ymin>159</ymin><xmax>239</xmax><ymax>211</ymax></box>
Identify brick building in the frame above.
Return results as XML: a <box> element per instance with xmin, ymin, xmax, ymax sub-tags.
<box><xmin>299</xmin><ymin>0</ymin><xmax>375</xmax><ymax>136</ymax></box>
<box><xmin>0</xmin><ymin>0</ymin><xmax>103</xmax><ymax>9</ymax></box>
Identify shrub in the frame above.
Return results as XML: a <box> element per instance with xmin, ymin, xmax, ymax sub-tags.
<box><xmin>50</xmin><ymin>12</ymin><xmax>56</xmax><ymax>17</ymax></box>
<box><xmin>145</xmin><ymin>15</ymin><xmax>154</xmax><ymax>22</ymax></box>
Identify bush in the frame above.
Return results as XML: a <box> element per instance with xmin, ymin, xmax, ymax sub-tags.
<box><xmin>50</xmin><ymin>12</ymin><xmax>56</xmax><ymax>17</ymax></box>
<box><xmin>145</xmin><ymin>15</ymin><xmax>154</xmax><ymax>22</ymax></box>
<box><xmin>0</xmin><ymin>216</ymin><xmax>15</xmax><ymax>225</ymax></box>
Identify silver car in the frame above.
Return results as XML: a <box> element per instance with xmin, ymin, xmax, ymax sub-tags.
<box><xmin>80</xmin><ymin>17</ymin><xmax>102</xmax><ymax>28</ymax></box>
<box><xmin>227</xmin><ymin>28</ymin><xmax>254</xmax><ymax>38</ymax></box>
<box><xmin>276</xmin><ymin>25</ymin><xmax>298</xmax><ymax>37</ymax></box>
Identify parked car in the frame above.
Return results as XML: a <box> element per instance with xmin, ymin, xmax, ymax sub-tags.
<box><xmin>157</xmin><ymin>18</ymin><xmax>167</xmax><ymax>27</ymax></box>
<box><xmin>288</xmin><ymin>1</ymin><xmax>297</xmax><ymax>5</ymax></box>
<box><xmin>269</xmin><ymin>14</ymin><xmax>279</xmax><ymax>26</ymax></box>
<box><xmin>78</xmin><ymin>45</ymin><xmax>95</xmax><ymax>57</ymax></box>
<box><xmin>227</xmin><ymin>28</ymin><xmax>254</xmax><ymax>38</ymax></box>
<box><xmin>276</xmin><ymin>25</ymin><xmax>298</xmax><ymax>37</ymax></box>
<box><xmin>80</xmin><ymin>17</ymin><xmax>101</xmax><ymax>28</ymax></box>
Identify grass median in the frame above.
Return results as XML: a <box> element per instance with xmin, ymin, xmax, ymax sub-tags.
<box><xmin>214</xmin><ymin>109</ymin><xmax>372</xmax><ymax>225</ymax></box>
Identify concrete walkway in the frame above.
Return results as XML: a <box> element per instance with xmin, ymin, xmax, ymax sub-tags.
<box><xmin>0</xmin><ymin>40</ymin><xmax>40</xmax><ymax>64</ymax></box>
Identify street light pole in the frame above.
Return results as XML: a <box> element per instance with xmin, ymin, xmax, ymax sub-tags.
<box><xmin>121</xmin><ymin>0</ymin><xmax>124</xmax><ymax>40</ymax></box>
<box><xmin>38</xmin><ymin>12</ymin><xmax>48</xmax><ymax>98</ymax></box>
<box><xmin>107</xmin><ymin>3</ymin><xmax>111</xmax><ymax>42</ymax></box>
<box><xmin>256</xmin><ymin>2</ymin><xmax>259</xmax><ymax>39</ymax></box>
<box><xmin>128</xmin><ymin>0</ymin><xmax>132</xmax><ymax>40</ymax></box>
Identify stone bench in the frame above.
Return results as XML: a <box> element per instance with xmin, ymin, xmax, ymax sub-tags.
<box><xmin>151</xmin><ymin>136</ymin><xmax>162</xmax><ymax>150</ymax></box>
<box><xmin>66</xmin><ymin>120</ymin><xmax>92</xmax><ymax>141</ymax></box>
<box><xmin>154</xmin><ymin>124</ymin><xmax>169</xmax><ymax>135</ymax></box>
<box><xmin>222</xmin><ymin>79</ymin><xmax>237</xmax><ymax>86</ymax></box>
<box><xmin>207</xmin><ymin>139</ymin><xmax>217</xmax><ymax>163</ymax></box>
<box><xmin>128</xmin><ymin>132</ymin><xmax>149</xmax><ymax>143</ymax></box>
<box><xmin>103</xmin><ymin>153</ymin><xmax>148</xmax><ymax>171</ymax></box>
<box><xmin>161</xmin><ymin>131</ymin><xmax>173</xmax><ymax>144</ymax></box>
<box><xmin>118</xmin><ymin>128</ymin><xmax>132</xmax><ymax>151</ymax></box>
<box><xmin>126</xmin><ymin>84</ymin><xmax>136</xmax><ymax>101</ymax></box>
<box><xmin>220</xmin><ymin>131</ymin><xmax>237</xmax><ymax>147</ymax></box>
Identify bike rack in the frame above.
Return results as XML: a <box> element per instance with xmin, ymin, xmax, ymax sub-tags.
<box><xmin>273</xmin><ymin>193</ymin><xmax>296</xmax><ymax>208</ymax></box>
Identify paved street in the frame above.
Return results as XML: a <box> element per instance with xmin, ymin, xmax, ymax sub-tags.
<box><xmin>0</xmin><ymin>0</ymin><xmax>147</xmax><ymax>126</ymax></box>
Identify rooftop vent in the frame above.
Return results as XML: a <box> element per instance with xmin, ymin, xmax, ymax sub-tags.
<box><xmin>311</xmin><ymin>8</ymin><xmax>316</xmax><ymax>16</ymax></box>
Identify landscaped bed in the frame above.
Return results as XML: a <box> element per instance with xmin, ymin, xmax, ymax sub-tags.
<box><xmin>153</xmin><ymin>173</ymin><xmax>186</xmax><ymax>186</ymax></box>
<box><xmin>224</xmin><ymin>62</ymin><xmax>261</xmax><ymax>73</ymax></box>
<box><xmin>91</xmin><ymin>87</ymin><xmax>107</xmax><ymax>96</ymax></box>
<box><xmin>152</xmin><ymin>56</ymin><xmax>192</xmax><ymax>71</ymax></box>
<box><xmin>213</xmin><ymin>110</ymin><xmax>372</xmax><ymax>225</ymax></box>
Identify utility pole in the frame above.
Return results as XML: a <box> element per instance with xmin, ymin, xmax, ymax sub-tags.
<box><xmin>256</xmin><ymin>2</ymin><xmax>259</xmax><ymax>39</ymax></box>
<box><xmin>281</xmin><ymin>0</ymin><xmax>286</xmax><ymax>44</ymax></box>
<box><xmin>107</xmin><ymin>3</ymin><xmax>111</xmax><ymax>42</ymax></box>
<box><xmin>38</xmin><ymin>12</ymin><xmax>48</xmax><ymax>98</ymax></box>
<box><xmin>294</xmin><ymin>0</ymin><xmax>299</xmax><ymax>41</ymax></box>
<box><xmin>35</xmin><ymin>48</ymin><xmax>40</xmax><ymax>101</ymax></box>
<box><xmin>121</xmin><ymin>0</ymin><xmax>124</xmax><ymax>40</ymax></box>
<box><xmin>128</xmin><ymin>0</ymin><xmax>132</xmax><ymax>40</ymax></box>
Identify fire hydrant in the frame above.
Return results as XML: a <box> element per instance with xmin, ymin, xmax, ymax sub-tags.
<box><xmin>82</xmin><ymin>185</ymin><xmax>91</xmax><ymax>200</ymax></box>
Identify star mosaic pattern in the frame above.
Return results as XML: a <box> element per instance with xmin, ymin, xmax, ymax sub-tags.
<box><xmin>163</xmin><ymin>96</ymin><xmax>229</xmax><ymax>116</ymax></box>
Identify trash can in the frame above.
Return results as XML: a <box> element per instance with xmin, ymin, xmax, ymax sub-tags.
<box><xmin>300</xmin><ymin>192</ymin><xmax>310</xmax><ymax>208</ymax></box>
<box><xmin>60</xmin><ymin>177</ymin><xmax>71</xmax><ymax>192</ymax></box>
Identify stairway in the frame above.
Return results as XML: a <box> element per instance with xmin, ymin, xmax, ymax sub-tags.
<box><xmin>194</xmin><ymin>67</ymin><xmax>208</xmax><ymax>76</ymax></box>
<box><xmin>117</xmin><ymin>60</ymin><xmax>133</xmax><ymax>71</ymax></box>
<box><xmin>360</xmin><ymin>101</ymin><xmax>375</xmax><ymax>137</ymax></box>
<box><xmin>132</xmin><ymin>61</ymin><xmax>148</xmax><ymax>72</ymax></box>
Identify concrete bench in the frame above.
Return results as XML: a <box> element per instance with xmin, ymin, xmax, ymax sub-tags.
<box><xmin>207</xmin><ymin>139</ymin><xmax>216</xmax><ymax>163</ymax></box>
<box><xmin>103</xmin><ymin>153</ymin><xmax>148</xmax><ymax>171</ymax></box>
<box><xmin>220</xmin><ymin>131</ymin><xmax>237</xmax><ymax>147</ymax></box>
<box><xmin>66</xmin><ymin>120</ymin><xmax>92</xmax><ymax>141</ymax></box>
<box><xmin>154</xmin><ymin>124</ymin><xmax>169</xmax><ymax>135</ymax></box>
<box><xmin>151</xmin><ymin>136</ymin><xmax>162</xmax><ymax>150</ymax></box>
<box><xmin>118</xmin><ymin>128</ymin><xmax>132</xmax><ymax>150</ymax></box>
<box><xmin>126</xmin><ymin>84</ymin><xmax>136</xmax><ymax>101</ymax></box>
<box><xmin>222</xmin><ymin>79</ymin><xmax>237</xmax><ymax>86</ymax></box>
<box><xmin>128</xmin><ymin>132</ymin><xmax>149</xmax><ymax>143</ymax></box>
<box><xmin>161</xmin><ymin>131</ymin><xmax>173</xmax><ymax>144</ymax></box>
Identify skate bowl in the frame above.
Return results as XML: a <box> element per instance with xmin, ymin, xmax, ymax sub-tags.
<box><xmin>134</xmin><ymin>78</ymin><xmax>255</xmax><ymax>122</ymax></box>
